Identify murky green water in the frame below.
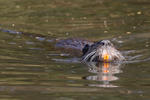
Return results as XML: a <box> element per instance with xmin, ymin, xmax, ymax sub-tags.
<box><xmin>0</xmin><ymin>0</ymin><xmax>150</xmax><ymax>100</ymax></box>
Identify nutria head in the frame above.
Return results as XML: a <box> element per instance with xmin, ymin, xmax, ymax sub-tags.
<box><xmin>82</xmin><ymin>40</ymin><xmax>125</xmax><ymax>62</ymax></box>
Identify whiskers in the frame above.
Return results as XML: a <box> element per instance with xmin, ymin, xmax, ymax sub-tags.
<box><xmin>82</xmin><ymin>50</ymin><xmax>97</xmax><ymax>61</ymax></box>
<box><xmin>82</xmin><ymin>45</ymin><xmax>125</xmax><ymax>62</ymax></box>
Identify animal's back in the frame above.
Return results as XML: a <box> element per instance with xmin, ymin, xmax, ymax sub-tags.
<box><xmin>55</xmin><ymin>38</ymin><xmax>93</xmax><ymax>51</ymax></box>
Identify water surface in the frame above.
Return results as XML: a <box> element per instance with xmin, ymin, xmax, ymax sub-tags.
<box><xmin>0</xmin><ymin>0</ymin><xmax>150</xmax><ymax>100</ymax></box>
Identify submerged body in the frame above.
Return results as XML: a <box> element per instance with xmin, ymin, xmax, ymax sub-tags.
<box><xmin>56</xmin><ymin>38</ymin><xmax>125</xmax><ymax>62</ymax></box>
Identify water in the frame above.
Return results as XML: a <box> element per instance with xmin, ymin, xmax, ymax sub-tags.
<box><xmin>0</xmin><ymin>0</ymin><xmax>150</xmax><ymax>100</ymax></box>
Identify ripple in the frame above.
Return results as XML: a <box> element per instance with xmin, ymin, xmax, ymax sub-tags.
<box><xmin>52</xmin><ymin>58</ymin><xmax>80</xmax><ymax>63</ymax></box>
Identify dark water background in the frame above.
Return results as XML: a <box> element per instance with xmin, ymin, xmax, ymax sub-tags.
<box><xmin>0</xmin><ymin>0</ymin><xmax>150</xmax><ymax>100</ymax></box>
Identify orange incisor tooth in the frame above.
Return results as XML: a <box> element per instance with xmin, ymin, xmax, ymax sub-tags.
<box><xmin>104</xmin><ymin>54</ymin><xmax>109</xmax><ymax>61</ymax></box>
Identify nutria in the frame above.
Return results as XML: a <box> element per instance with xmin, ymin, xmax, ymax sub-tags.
<box><xmin>0</xmin><ymin>28</ymin><xmax>125</xmax><ymax>62</ymax></box>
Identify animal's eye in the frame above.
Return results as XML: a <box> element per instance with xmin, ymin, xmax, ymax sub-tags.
<box><xmin>101</xmin><ymin>42</ymin><xmax>104</xmax><ymax>45</ymax></box>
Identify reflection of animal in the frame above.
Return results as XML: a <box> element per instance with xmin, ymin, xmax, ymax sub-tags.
<box><xmin>56</xmin><ymin>39</ymin><xmax>125</xmax><ymax>62</ymax></box>
<box><xmin>1</xmin><ymin>28</ymin><xmax>124</xmax><ymax>62</ymax></box>
<box><xmin>83</xmin><ymin>62</ymin><xmax>122</xmax><ymax>87</ymax></box>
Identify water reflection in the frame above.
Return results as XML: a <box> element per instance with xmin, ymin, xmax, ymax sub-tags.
<box><xmin>84</xmin><ymin>62</ymin><xmax>122</xmax><ymax>88</ymax></box>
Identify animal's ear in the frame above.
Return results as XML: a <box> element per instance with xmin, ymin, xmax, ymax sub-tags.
<box><xmin>82</xmin><ymin>44</ymin><xmax>89</xmax><ymax>55</ymax></box>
